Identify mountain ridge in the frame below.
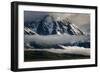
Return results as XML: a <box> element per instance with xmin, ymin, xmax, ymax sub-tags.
<box><xmin>24</xmin><ymin>15</ymin><xmax>84</xmax><ymax>35</ymax></box>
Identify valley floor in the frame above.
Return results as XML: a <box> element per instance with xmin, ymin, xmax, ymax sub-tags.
<box><xmin>24</xmin><ymin>47</ymin><xmax>90</xmax><ymax>62</ymax></box>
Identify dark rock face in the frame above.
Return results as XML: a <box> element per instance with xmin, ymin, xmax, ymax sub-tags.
<box><xmin>37</xmin><ymin>15</ymin><xmax>56</xmax><ymax>35</ymax></box>
<box><xmin>25</xmin><ymin>15</ymin><xmax>84</xmax><ymax>35</ymax></box>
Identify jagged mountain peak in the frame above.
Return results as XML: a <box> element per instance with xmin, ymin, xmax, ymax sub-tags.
<box><xmin>25</xmin><ymin>15</ymin><xmax>84</xmax><ymax>35</ymax></box>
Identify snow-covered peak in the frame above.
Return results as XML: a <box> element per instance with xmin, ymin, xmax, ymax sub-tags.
<box><xmin>25</xmin><ymin>15</ymin><xmax>84</xmax><ymax>36</ymax></box>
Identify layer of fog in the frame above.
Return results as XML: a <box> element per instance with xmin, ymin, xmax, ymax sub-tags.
<box><xmin>24</xmin><ymin>34</ymin><xmax>90</xmax><ymax>48</ymax></box>
<box><xmin>25</xmin><ymin>45</ymin><xmax>90</xmax><ymax>56</ymax></box>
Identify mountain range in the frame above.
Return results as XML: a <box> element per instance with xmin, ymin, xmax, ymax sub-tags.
<box><xmin>24</xmin><ymin>15</ymin><xmax>84</xmax><ymax>35</ymax></box>
<box><xmin>24</xmin><ymin>15</ymin><xmax>90</xmax><ymax>48</ymax></box>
